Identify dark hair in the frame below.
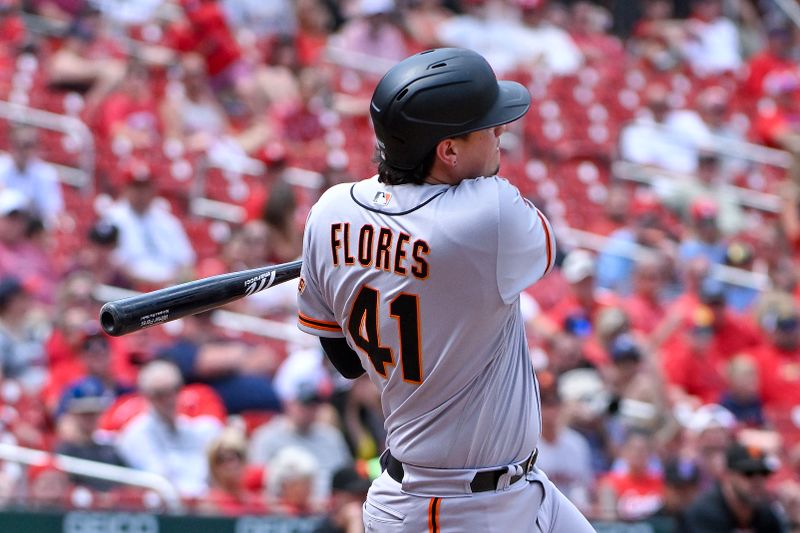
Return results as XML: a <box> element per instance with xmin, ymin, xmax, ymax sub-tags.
<box><xmin>376</xmin><ymin>146</ymin><xmax>436</xmax><ymax>186</ymax></box>
<box><xmin>375</xmin><ymin>132</ymin><xmax>470</xmax><ymax>186</ymax></box>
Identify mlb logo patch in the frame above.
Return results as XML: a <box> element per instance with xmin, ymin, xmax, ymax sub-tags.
<box><xmin>373</xmin><ymin>191</ymin><xmax>391</xmax><ymax>206</ymax></box>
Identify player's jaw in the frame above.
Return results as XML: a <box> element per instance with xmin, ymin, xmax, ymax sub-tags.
<box><xmin>456</xmin><ymin>124</ymin><xmax>506</xmax><ymax>179</ymax></box>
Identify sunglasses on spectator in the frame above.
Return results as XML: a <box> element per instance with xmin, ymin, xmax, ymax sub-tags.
<box><xmin>214</xmin><ymin>450</ymin><xmax>244</xmax><ymax>465</ymax></box>
<box><xmin>147</xmin><ymin>385</ymin><xmax>180</xmax><ymax>399</ymax></box>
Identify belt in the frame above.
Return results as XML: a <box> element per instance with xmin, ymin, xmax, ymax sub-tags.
<box><xmin>383</xmin><ymin>449</ymin><xmax>538</xmax><ymax>493</ymax></box>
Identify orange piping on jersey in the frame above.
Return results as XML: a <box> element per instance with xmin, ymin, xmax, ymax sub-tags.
<box><xmin>428</xmin><ymin>497</ymin><xmax>441</xmax><ymax>533</ymax></box>
<box><xmin>298</xmin><ymin>313</ymin><xmax>341</xmax><ymax>332</ymax></box>
<box><xmin>536</xmin><ymin>209</ymin><xmax>555</xmax><ymax>275</ymax></box>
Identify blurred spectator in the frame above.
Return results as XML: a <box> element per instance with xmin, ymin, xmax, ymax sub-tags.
<box><xmin>681</xmin><ymin>404</ymin><xmax>736</xmax><ymax>488</ymax></box>
<box><xmin>201</xmin><ymin>427</ymin><xmax>267</xmax><ymax>516</ymax></box>
<box><xmin>718</xmin><ymin>353</ymin><xmax>765</xmax><ymax>428</ymax></box>
<box><xmin>679</xmin><ymin>0</ymin><xmax>742</xmax><ymax>77</ymax></box>
<box><xmin>156</xmin><ymin>312</ymin><xmax>282</xmax><ymax>414</ymax></box>
<box><xmin>662</xmin><ymin>279</ymin><xmax>761</xmax><ymax>404</ymax></box>
<box><xmin>681</xmin><ymin>440</ymin><xmax>784</xmax><ymax>532</ymax></box>
<box><xmin>0</xmin><ymin>125</ymin><xmax>64</xmax><ymax>229</ymax></box>
<box><xmin>0</xmin><ymin>189</ymin><xmax>59</xmax><ymax>304</ymax></box>
<box><xmin>753</xmin><ymin>71</ymin><xmax>800</xmax><ymax>152</ymax></box>
<box><xmin>0</xmin><ymin>276</ymin><xmax>48</xmax><ymax>393</ymax></box>
<box><xmin>751</xmin><ymin>300</ymin><xmax>800</xmax><ymax>411</ymax></box>
<box><xmin>619</xmin><ymin>83</ymin><xmax>707</xmax><ymax>174</ymax></box>
<box><xmin>294</xmin><ymin>0</ymin><xmax>338</xmax><ymax>68</ymax></box>
<box><xmin>743</xmin><ymin>22</ymin><xmax>798</xmax><ymax>100</ymax></box>
<box><xmin>535</xmin><ymin>370</ymin><xmax>594</xmax><ymax>513</ymax></box>
<box><xmin>328</xmin><ymin>0</ymin><xmax>409</xmax><ymax>66</ymax></box>
<box><xmin>264</xmin><ymin>445</ymin><xmax>321</xmax><ymax>515</ymax></box>
<box><xmin>115</xmin><ymin>360</ymin><xmax>223</xmax><ymax>498</ymax></box>
<box><xmin>104</xmin><ymin>161</ymin><xmax>196</xmax><ymax>287</ymax></box>
<box><xmin>97</xmin><ymin>60</ymin><xmax>161</xmax><ymax>153</ymax></box>
<box><xmin>65</xmin><ymin>220</ymin><xmax>130</xmax><ymax>288</ymax></box>
<box><xmin>652</xmin><ymin>457</ymin><xmax>700</xmax><ymax>528</ymax></box>
<box><xmin>436</xmin><ymin>0</ymin><xmax>582</xmax><ymax>76</ymax></box>
<box><xmin>403</xmin><ymin>0</ymin><xmax>454</xmax><ymax>50</ymax></box>
<box><xmin>596</xmin><ymin>197</ymin><xmax>674</xmax><ymax>295</ymax></box>
<box><xmin>53</xmin><ymin>330</ymin><xmax>135</xmax><ymax>419</ymax></box>
<box><xmin>569</xmin><ymin>1</ymin><xmax>625</xmax><ymax>67</ymax></box>
<box><xmin>54</xmin><ymin>377</ymin><xmax>128</xmax><ymax>491</ymax></box>
<box><xmin>720</xmin><ymin>241</ymin><xmax>759</xmax><ymax>312</ymax></box>
<box><xmin>161</xmin><ymin>54</ymin><xmax>235</xmax><ymax>156</ymax></box>
<box><xmin>653</xmin><ymin>151</ymin><xmax>745</xmax><ymax>237</ymax></box>
<box><xmin>249</xmin><ymin>347</ymin><xmax>352</xmax><ymax>501</ymax></box>
<box><xmin>593</xmin><ymin>183</ymin><xmax>631</xmax><ymax>237</ymax></box>
<box><xmin>560</xmin><ymin>368</ymin><xmax>615</xmax><ymax>474</ymax></box>
<box><xmin>547</xmin><ymin>248</ymin><xmax>617</xmax><ymax>329</ymax></box>
<box><xmin>221</xmin><ymin>0</ymin><xmax>296</xmax><ymax>42</ymax></box>
<box><xmin>45</xmin><ymin>7</ymin><xmax>126</xmax><ymax>111</ymax></box>
<box><xmin>621</xmin><ymin>252</ymin><xmax>668</xmax><ymax>335</ymax></box>
<box><xmin>262</xmin><ymin>177</ymin><xmax>303</xmax><ymax>263</ymax></box>
<box><xmin>677</xmin><ymin>199</ymin><xmax>728</xmax><ymax>265</ymax></box>
<box><xmin>313</xmin><ymin>465</ymin><xmax>369</xmax><ymax>533</ymax></box>
<box><xmin>597</xmin><ymin>430</ymin><xmax>664</xmax><ymax>521</ymax></box>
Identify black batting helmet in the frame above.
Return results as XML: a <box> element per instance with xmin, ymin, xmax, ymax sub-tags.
<box><xmin>370</xmin><ymin>48</ymin><xmax>531</xmax><ymax>170</ymax></box>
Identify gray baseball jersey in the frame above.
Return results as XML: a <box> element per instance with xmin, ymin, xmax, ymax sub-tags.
<box><xmin>297</xmin><ymin>175</ymin><xmax>555</xmax><ymax>470</ymax></box>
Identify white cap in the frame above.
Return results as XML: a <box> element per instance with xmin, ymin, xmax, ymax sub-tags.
<box><xmin>355</xmin><ymin>0</ymin><xmax>395</xmax><ymax>17</ymax></box>
<box><xmin>274</xmin><ymin>347</ymin><xmax>332</xmax><ymax>403</ymax></box>
<box><xmin>685</xmin><ymin>403</ymin><xmax>736</xmax><ymax>434</ymax></box>
<box><xmin>561</xmin><ymin>249</ymin><xmax>595</xmax><ymax>284</ymax></box>
<box><xmin>0</xmin><ymin>189</ymin><xmax>29</xmax><ymax>217</ymax></box>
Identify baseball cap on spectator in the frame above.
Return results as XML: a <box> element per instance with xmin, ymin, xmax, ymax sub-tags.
<box><xmin>353</xmin><ymin>0</ymin><xmax>394</xmax><ymax>17</ymax></box>
<box><xmin>699</xmin><ymin>277</ymin><xmax>726</xmax><ymax>306</ymax></box>
<box><xmin>331</xmin><ymin>466</ymin><xmax>371</xmax><ymax>494</ymax></box>
<box><xmin>726</xmin><ymin>442</ymin><xmax>777</xmax><ymax>476</ymax></box>
<box><xmin>690</xmin><ymin>198</ymin><xmax>718</xmax><ymax>223</ymax></box>
<box><xmin>88</xmin><ymin>220</ymin><xmax>119</xmax><ymax>246</ymax></box>
<box><xmin>663</xmin><ymin>458</ymin><xmax>701</xmax><ymax>487</ymax></box>
<box><xmin>561</xmin><ymin>249</ymin><xmax>595</xmax><ymax>284</ymax></box>
<box><xmin>609</xmin><ymin>333</ymin><xmax>642</xmax><ymax>363</ymax></box>
<box><xmin>0</xmin><ymin>189</ymin><xmax>29</xmax><ymax>217</ymax></box>
<box><xmin>686</xmin><ymin>403</ymin><xmax>736</xmax><ymax>433</ymax></box>
<box><xmin>122</xmin><ymin>159</ymin><xmax>154</xmax><ymax>187</ymax></box>
<box><xmin>563</xmin><ymin>312</ymin><xmax>592</xmax><ymax>338</ymax></box>
<box><xmin>56</xmin><ymin>376</ymin><xmax>113</xmax><ymax>419</ymax></box>
<box><xmin>274</xmin><ymin>347</ymin><xmax>333</xmax><ymax>404</ymax></box>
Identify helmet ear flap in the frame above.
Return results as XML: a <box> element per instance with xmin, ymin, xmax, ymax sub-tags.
<box><xmin>370</xmin><ymin>48</ymin><xmax>531</xmax><ymax>171</ymax></box>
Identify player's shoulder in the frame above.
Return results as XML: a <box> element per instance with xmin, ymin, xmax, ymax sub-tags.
<box><xmin>453</xmin><ymin>175</ymin><xmax>526</xmax><ymax>211</ymax></box>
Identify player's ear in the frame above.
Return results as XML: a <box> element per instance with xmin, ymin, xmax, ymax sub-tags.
<box><xmin>435</xmin><ymin>138</ymin><xmax>459</xmax><ymax>168</ymax></box>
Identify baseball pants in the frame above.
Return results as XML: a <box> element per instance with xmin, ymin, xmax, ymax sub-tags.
<box><xmin>363</xmin><ymin>466</ymin><xmax>596</xmax><ymax>532</ymax></box>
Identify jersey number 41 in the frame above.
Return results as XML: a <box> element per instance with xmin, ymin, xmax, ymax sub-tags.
<box><xmin>347</xmin><ymin>286</ymin><xmax>423</xmax><ymax>384</ymax></box>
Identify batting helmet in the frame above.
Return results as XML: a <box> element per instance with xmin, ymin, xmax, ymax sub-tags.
<box><xmin>370</xmin><ymin>48</ymin><xmax>531</xmax><ymax>170</ymax></box>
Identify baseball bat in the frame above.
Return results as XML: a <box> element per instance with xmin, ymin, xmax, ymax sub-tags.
<box><xmin>99</xmin><ymin>260</ymin><xmax>303</xmax><ymax>337</ymax></box>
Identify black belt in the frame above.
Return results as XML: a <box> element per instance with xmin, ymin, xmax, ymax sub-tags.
<box><xmin>383</xmin><ymin>449</ymin><xmax>538</xmax><ymax>493</ymax></box>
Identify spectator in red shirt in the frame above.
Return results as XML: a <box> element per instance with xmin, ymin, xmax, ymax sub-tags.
<box><xmin>548</xmin><ymin>248</ymin><xmax>617</xmax><ymax>328</ymax></box>
<box><xmin>621</xmin><ymin>252</ymin><xmax>668</xmax><ymax>336</ymax></box>
<box><xmin>201</xmin><ymin>428</ymin><xmax>268</xmax><ymax>516</ymax></box>
<box><xmin>597</xmin><ymin>429</ymin><xmax>665</xmax><ymax>521</ymax></box>
<box><xmin>751</xmin><ymin>302</ymin><xmax>800</xmax><ymax>412</ymax></box>
<box><xmin>98</xmin><ymin>60</ymin><xmax>161</xmax><ymax>153</ymax></box>
<box><xmin>753</xmin><ymin>70</ymin><xmax>800</xmax><ymax>152</ymax></box>
<box><xmin>743</xmin><ymin>23</ymin><xmax>798</xmax><ymax>100</ymax></box>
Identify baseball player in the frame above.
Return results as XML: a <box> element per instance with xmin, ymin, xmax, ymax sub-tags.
<box><xmin>297</xmin><ymin>48</ymin><xmax>595</xmax><ymax>532</ymax></box>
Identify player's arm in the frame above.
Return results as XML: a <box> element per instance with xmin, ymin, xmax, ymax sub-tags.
<box><xmin>319</xmin><ymin>337</ymin><xmax>366</xmax><ymax>379</ymax></box>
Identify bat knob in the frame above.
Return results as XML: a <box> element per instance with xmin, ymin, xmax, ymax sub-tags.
<box><xmin>100</xmin><ymin>303</ymin><xmax>123</xmax><ymax>336</ymax></box>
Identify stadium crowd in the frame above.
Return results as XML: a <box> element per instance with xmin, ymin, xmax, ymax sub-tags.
<box><xmin>0</xmin><ymin>0</ymin><xmax>799</xmax><ymax>530</ymax></box>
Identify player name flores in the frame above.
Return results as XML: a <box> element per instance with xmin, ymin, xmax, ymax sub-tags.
<box><xmin>330</xmin><ymin>222</ymin><xmax>429</xmax><ymax>279</ymax></box>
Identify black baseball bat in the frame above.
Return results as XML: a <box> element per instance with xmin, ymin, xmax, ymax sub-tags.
<box><xmin>99</xmin><ymin>260</ymin><xmax>303</xmax><ymax>337</ymax></box>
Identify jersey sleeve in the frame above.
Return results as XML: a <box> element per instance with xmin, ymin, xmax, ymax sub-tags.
<box><xmin>296</xmin><ymin>210</ymin><xmax>344</xmax><ymax>338</ymax></box>
<box><xmin>496</xmin><ymin>181</ymin><xmax>556</xmax><ymax>304</ymax></box>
